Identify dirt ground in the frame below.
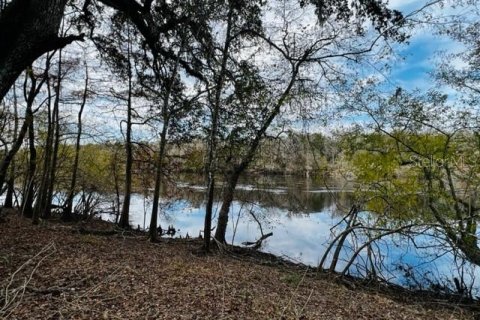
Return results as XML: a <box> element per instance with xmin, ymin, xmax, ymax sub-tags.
<box><xmin>0</xmin><ymin>212</ymin><xmax>477</xmax><ymax>319</ymax></box>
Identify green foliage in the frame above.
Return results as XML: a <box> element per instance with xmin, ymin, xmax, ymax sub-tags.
<box><xmin>183</xmin><ymin>146</ymin><xmax>205</xmax><ymax>173</ymax></box>
<box><xmin>345</xmin><ymin>128</ymin><xmax>475</xmax><ymax>223</ymax></box>
<box><xmin>76</xmin><ymin>144</ymin><xmax>121</xmax><ymax>193</ymax></box>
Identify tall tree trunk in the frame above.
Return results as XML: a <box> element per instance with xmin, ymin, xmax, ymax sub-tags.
<box><xmin>20</xmin><ymin>60</ymin><xmax>54</xmax><ymax>223</ymax></box>
<box><xmin>203</xmin><ymin>6</ymin><xmax>233</xmax><ymax>251</ymax></box>
<box><xmin>119</xmin><ymin>31</ymin><xmax>133</xmax><ymax>229</ymax></box>
<box><xmin>0</xmin><ymin>0</ymin><xmax>83</xmax><ymax>102</ymax></box>
<box><xmin>45</xmin><ymin>49</ymin><xmax>63</xmax><ymax>219</ymax></box>
<box><xmin>149</xmin><ymin>120</ymin><xmax>168</xmax><ymax>241</ymax></box>
<box><xmin>64</xmin><ymin>63</ymin><xmax>88</xmax><ymax>220</ymax></box>
<box><xmin>34</xmin><ymin>69</ymin><xmax>54</xmax><ymax>220</ymax></box>
<box><xmin>22</xmin><ymin>110</ymin><xmax>36</xmax><ymax>219</ymax></box>
<box><xmin>148</xmin><ymin>50</ymin><xmax>181</xmax><ymax>242</ymax></box>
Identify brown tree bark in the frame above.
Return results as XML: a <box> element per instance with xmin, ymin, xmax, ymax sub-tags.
<box><xmin>34</xmin><ymin>68</ymin><xmax>54</xmax><ymax>220</ymax></box>
<box><xmin>213</xmin><ymin>170</ymin><xmax>241</xmax><ymax>243</ymax></box>
<box><xmin>0</xmin><ymin>66</ymin><xmax>46</xmax><ymax>196</ymax></box>
<box><xmin>0</xmin><ymin>0</ymin><xmax>83</xmax><ymax>102</ymax></box>
<box><xmin>118</xmin><ymin>30</ymin><xmax>133</xmax><ymax>229</ymax></box>
<box><xmin>3</xmin><ymin>86</ymin><xmax>18</xmax><ymax>208</ymax></box>
<box><xmin>21</xmin><ymin>68</ymin><xmax>43</xmax><ymax>219</ymax></box>
<box><xmin>213</xmin><ymin>66</ymin><xmax>300</xmax><ymax>243</ymax></box>
<box><xmin>4</xmin><ymin>177</ymin><xmax>14</xmax><ymax>207</ymax></box>
<box><xmin>0</xmin><ymin>102</ymin><xmax>30</xmax><ymax>193</ymax></box>
<box><xmin>149</xmin><ymin>119</ymin><xmax>169</xmax><ymax>241</ymax></box>
<box><xmin>22</xmin><ymin>107</ymin><xmax>36</xmax><ymax>219</ymax></box>
<box><xmin>203</xmin><ymin>6</ymin><xmax>234</xmax><ymax>251</ymax></box>
<box><xmin>148</xmin><ymin>53</ymin><xmax>182</xmax><ymax>241</ymax></box>
<box><xmin>45</xmin><ymin>49</ymin><xmax>63</xmax><ymax>218</ymax></box>
<box><xmin>64</xmin><ymin>63</ymin><xmax>88</xmax><ymax>220</ymax></box>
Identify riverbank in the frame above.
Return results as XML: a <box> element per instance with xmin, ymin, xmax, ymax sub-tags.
<box><xmin>0</xmin><ymin>212</ymin><xmax>477</xmax><ymax>319</ymax></box>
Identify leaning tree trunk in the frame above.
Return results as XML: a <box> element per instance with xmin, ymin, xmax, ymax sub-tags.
<box><xmin>213</xmin><ymin>65</ymin><xmax>300</xmax><ymax>244</ymax></box>
<box><xmin>0</xmin><ymin>0</ymin><xmax>83</xmax><ymax>102</ymax></box>
<box><xmin>14</xmin><ymin>67</ymin><xmax>47</xmax><ymax>218</ymax></box>
<box><xmin>213</xmin><ymin>170</ymin><xmax>242</xmax><ymax>243</ymax></box>
<box><xmin>0</xmin><ymin>98</ymin><xmax>31</xmax><ymax>193</ymax></box>
<box><xmin>0</xmin><ymin>65</ymin><xmax>46</xmax><ymax>196</ymax></box>
<box><xmin>18</xmin><ymin>64</ymin><xmax>51</xmax><ymax>222</ymax></box>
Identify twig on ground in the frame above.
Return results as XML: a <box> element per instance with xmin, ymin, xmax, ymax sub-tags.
<box><xmin>0</xmin><ymin>242</ymin><xmax>57</xmax><ymax>318</ymax></box>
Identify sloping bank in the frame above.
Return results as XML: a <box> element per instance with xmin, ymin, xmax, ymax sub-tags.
<box><xmin>0</xmin><ymin>212</ymin><xmax>477</xmax><ymax>319</ymax></box>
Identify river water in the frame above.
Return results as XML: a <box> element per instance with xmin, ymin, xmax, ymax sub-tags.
<box><xmin>97</xmin><ymin>174</ymin><xmax>480</xmax><ymax>296</ymax></box>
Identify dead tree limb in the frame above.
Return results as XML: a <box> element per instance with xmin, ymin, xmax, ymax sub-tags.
<box><xmin>242</xmin><ymin>232</ymin><xmax>273</xmax><ymax>250</ymax></box>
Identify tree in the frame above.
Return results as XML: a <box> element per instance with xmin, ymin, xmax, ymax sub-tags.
<box><xmin>19</xmin><ymin>61</ymin><xmax>52</xmax><ymax>219</ymax></box>
<box><xmin>146</xmin><ymin>45</ymin><xmax>186</xmax><ymax>242</ymax></box>
<box><xmin>22</xmin><ymin>91</ymin><xmax>37</xmax><ymax>219</ymax></box>
<box><xmin>2</xmin><ymin>83</ymin><xmax>19</xmax><ymax>208</ymax></box>
<box><xmin>89</xmin><ymin>1</ymin><xmax>215</xmax><ymax>232</ymax></box>
<box><xmin>0</xmin><ymin>0</ymin><xmax>207</xmax><ymax>104</ymax></box>
<box><xmin>198</xmin><ymin>0</ymin><xmax>409</xmax><ymax>245</ymax></box>
<box><xmin>64</xmin><ymin>61</ymin><xmax>89</xmax><ymax>220</ymax></box>
<box><xmin>201</xmin><ymin>0</ymin><xmax>240</xmax><ymax>251</ymax></box>
<box><xmin>0</xmin><ymin>0</ymin><xmax>83</xmax><ymax>102</ymax></box>
<box><xmin>346</xmin><ymin>87</ymin><xmax>480</xmax><ymax>267</ymax></box>
<box><xmin>434</xmin><ymin>2</ymin><xmax>479</xmax><ymax>107</ymax></box>
<box><xmin>34</xmin><ymin>48</ymin><xmax>64</xmax><ymax>220</ymax></box>
<box><xmin>118</xmin><ymin>27</ymin><xmax>134</xmax><ymax>229</ymax></box>
<box><xmin>0</xmin><ymin>57</ymin><xmax>50</xmax><ymax>199</ymax></box>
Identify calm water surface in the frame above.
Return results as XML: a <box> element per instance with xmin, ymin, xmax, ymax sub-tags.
<box><xmin>99</xmin><ymin>175</ymin><xmax>480</xmax><ymax>295</ymax></box>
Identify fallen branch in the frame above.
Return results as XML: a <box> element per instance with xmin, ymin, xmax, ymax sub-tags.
<box><xmin>0</xmin><ymin>242</ymin><xmax>56</xmax><ymax>318</ymax></box>
<box><xmin>76</xmin><ymin>226</ymin><xmax>117</xmax><ymax>236</ymax></box>
<box><xmin>242</xmin><ymin>232</ymin><xmax>273</xmax><ymax>250</ymax></box>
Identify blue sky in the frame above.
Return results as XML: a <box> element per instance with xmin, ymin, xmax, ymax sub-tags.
<box><xmin>390</xmin><ymin>33</ymin><xmax>451</xmax><ymax>92</ymax></box>
<box><xmin>392</xmin><ymin>39</ymin><xmax>437</xmax><ymax>89</ymax></box>
<box><xmin>388</xmin><ymin>0</ymin><xmax>466</xmax><ymax>93</ymax></box>
<box><xmin>310</xmin><ymin>0</ymin><xmax>472</xmax><ymax>133</ymax></box>
<box><xmin>51</xmin><ymin>0</ymin><xmax>470</xmax><ymax>139</ymax></box>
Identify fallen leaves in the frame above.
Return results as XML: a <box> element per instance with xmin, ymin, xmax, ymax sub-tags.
<box><xmin>0</xmin><ymin>214</ymin><xmax>476</xmax><ymax>319</ymax></box>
